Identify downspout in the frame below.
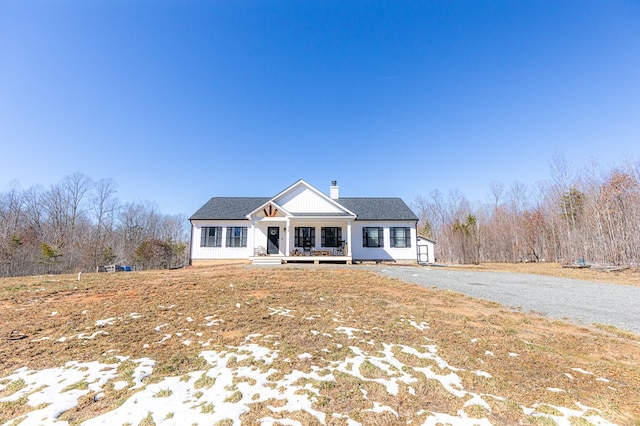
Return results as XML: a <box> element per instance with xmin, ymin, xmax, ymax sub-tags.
<box><xmin>188</xmin><ymin>219</ymin><xmax>194</xmax><ymax>266</ymax></box>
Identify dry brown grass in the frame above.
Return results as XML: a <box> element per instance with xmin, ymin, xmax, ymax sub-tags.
<box><xmin>1</xmin><ymin>264</ymin><xmax>640</xmax><ymax>424</ymax></box>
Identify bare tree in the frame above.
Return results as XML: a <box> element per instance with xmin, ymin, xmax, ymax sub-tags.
<box><xmin>0</xmin><ymin>174</ymin><xmax>190</xmax><ymax>276</ymax></box>
<box><xmin>91</xmin><ymin>178</ymin><xmax>119</xmax><ymax>268</ymax></box>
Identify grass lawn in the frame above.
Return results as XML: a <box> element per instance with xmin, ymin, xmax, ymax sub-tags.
<box><xmin>1</xmin><ymin>264</ymin><xmax>639</xmax><ymax>425</ymax></box>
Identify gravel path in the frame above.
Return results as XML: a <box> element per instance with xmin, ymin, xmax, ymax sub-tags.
<box><xmin>371</xmin><ymin>265</ymin><xmax>640</xmax><ymax>334</ymax></box>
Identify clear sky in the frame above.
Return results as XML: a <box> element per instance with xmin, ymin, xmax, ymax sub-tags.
<box><xmin>2</xmin><ymin>1</ymin><xmax>639</xmax><ymax>216</ymax></box>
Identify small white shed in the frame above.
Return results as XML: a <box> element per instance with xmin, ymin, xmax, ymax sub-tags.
<box><xmin>416</xmin><ymin>237</ymin><xmax>436</xmax><ymax>264</ymax></box>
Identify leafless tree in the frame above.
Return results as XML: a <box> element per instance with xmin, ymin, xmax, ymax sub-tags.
<box><xmin>0</xmin><ymin>174</ymin><xmax>190</xmax><ymax>277</ymax></box>
<box><xmin>419</xmin><ymin>156</ymin><xmax>640</xmax><ymax>266</ymax></box>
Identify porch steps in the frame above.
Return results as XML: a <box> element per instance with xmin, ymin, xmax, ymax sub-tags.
<box><xmin>251</xmin><ymin>257</ymin><xmax>284</xmax><ymax>266</ymax></box>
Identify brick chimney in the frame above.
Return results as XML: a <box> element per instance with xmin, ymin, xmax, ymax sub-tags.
<box><xmin>330</xmin><ymin>180</ymin><xmax>339</xmax><ymax>199</ymax></box>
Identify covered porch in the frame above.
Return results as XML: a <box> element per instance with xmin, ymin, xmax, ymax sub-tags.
<box><xmin>250</xmin><ymin>253</ymin><xmax>352</xmax><ymax>265</ymax></box>
<box><xmin>250</xmin><ymin>217</ymin><xmax>354</xmax><ymax>265</ymax></box>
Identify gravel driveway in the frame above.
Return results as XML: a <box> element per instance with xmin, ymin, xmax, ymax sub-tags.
<box><xmin>371</xmin><ymin>265</ymin><xmax>640</xmax><ymax>335</ymax></box>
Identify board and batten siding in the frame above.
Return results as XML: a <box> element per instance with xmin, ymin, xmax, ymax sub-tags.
<box><xmin>278</xmin><ymin>186</ymin><xmax>345</xmax><ymax>214</ymax></box>
<box><xmin>191</xmin><ymin>220</ymin><xmax>253</xmax><ymax>260</ymax></box>
<box><xmin>350</xmin><ymin>221</ymin><xmax>417</xmax><ymax>262</ymax></box>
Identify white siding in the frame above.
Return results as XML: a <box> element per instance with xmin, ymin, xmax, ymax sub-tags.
<box><xmin>191</xmin><ymin>220</ymin><xmax>253</xmax><ymax>259</ymax></box>
<box><xmin>417</xmin><ymin>237</ymin><xmax>436</xmax><ymax>264</ymax></box>
<box><xmin>350</xmin><ymin>221</ymin><xmax>417</xmax><ymax>262</ymax></box>
<box><xmin>277</xmin><ymin>186</ymin><xmax>344</xmax><ymax>214</ymax></box>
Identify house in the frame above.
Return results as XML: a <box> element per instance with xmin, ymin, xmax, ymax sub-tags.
<box><xmin>189</xmin><ymin>180</ymin><xmax>419</xmax><ymax>265</ymax></box>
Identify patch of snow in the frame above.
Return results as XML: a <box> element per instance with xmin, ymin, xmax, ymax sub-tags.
<box><xmin>130</xmin><ymin>358</ymin><xmax>156</xmax><ymax>389</ymax></box>
<box><xmin>407</xmin><ymin>319</ymin><xmax>430</xmax><ymax>331</ymax></box>
<box><xmin>113</xmin><ymin>380</ymin><xmax>128</xmax><ymax>391</ymax></box>
<box><xmin>335</xmin><ymin>326</ymin><xmax>369</xmax><ymax>339</ymax></box>
<box><xmin>95</xmin><ymin>317</ymin><xmax>116</xmax><ymax>327</ymax></box>
<box><xmin>204</xmin><ymin>316</ymin><xmax>224</xmax><ymax>326</ymax></box>
<box><xmin>268</xmin><ymin>306</ymin><xmax>295</xmax><ymax>317</ymax></box>
<box><xmin>154</xmin><ymin>323</ymin><xmax>168</xmax><ymax>332</ymax></box>
<box><xmin>259</xmin><ymin>418</ymin><xmax>301</xmax><ymax>426</ymax></box>
<box><xmin>572</xmin><ymin>367</ymin><xmax>594</xmax><ymax>376</ymax></box>
<box><xmin>526</xmin><ymin>402</ymin><xmax>616</xmax><ymax>426</ymax></box>
<box><xmin>0</xmin><ymin>359</ymin><xmax>132</xmax><ymax>424</ymax></box>
<box><xmin>77</xmin><ymin>331</ymin><xmax>109</xmax><ymax>340</ymax></box>
<box><xmin>422</xmin><ymin>411</ymin><xmax>493</xmax><ymax>426</ymax></box>
<box><xmin>244</xmin><ymin>333</ymin><xmax>262</xmax><ymax>341</ymax></box>
<box><xmin>0</xmin><ymin>333</ymin><xmax>617</xmax><ymax>426</ymax></box>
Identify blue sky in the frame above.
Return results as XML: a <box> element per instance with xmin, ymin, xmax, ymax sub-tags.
<box><xmin>1</xmin><ymin>1</ymin><xmax>639</xmax><ymax>216</ymax></box>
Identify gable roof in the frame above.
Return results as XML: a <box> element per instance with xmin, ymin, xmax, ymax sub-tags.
<box><xmin>189</xmin><ymin>182</ymin><xmax>418</xmax><ymax>222</ymax></box>
<box><xmin>191</xmin><ymin>196</ymin><xmax>418</xmax><ymax>221</ymax></box>
<box><xmin>190</xmin><ymin>197</ymin><xmax>269</xmax><ymax>220</ymax></box>
<box><xmin>336</xmin><ymin>198</ymin><xmax>418</xmax><ymax>221</ymax></box>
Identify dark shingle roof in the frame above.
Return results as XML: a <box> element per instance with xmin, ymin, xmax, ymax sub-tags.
<box><xmin>189</xmin><ymin>197</ymin><xmax>269</xmax><ymax>220</ymax></box>
<box><xmin>337</xmin><ymin>198</ymin><xmax>418</xmax><ymax>221</ymax></box>
<box><xmin>190</xmin><ymin>196</ymin><xmax>418</xmax><ymax>221</ymax></box>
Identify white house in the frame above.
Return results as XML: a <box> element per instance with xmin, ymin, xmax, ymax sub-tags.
<box><xmin>189</xmin><ymin>180</ymin><xmax>420</xmax><ymax>265</ymax></box>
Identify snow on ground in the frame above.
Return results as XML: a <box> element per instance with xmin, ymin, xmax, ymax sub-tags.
<box><xmin>0</xmin><ymin>310</ymin><xmax>617</xmax><ymax>426</ymax></box>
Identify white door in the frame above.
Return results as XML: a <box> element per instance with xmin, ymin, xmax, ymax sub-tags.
<box><xmin>418</xmin><ymin>244</ymin><xmax>429</xmax><ymax>263</ymax></box>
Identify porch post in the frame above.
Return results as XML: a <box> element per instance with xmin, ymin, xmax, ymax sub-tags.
<box><xmin>346</xmin><ymin>220</ymin><xmax>352</xmax><ymax>256</ymax></box>
<box><xmin>284</xmin><ymin>219</ymin><xmax>290</xmax><ymax>256</ymax></box>
<box><xmin>251</xmin><ymin>219</ymin><xmax>257</xmax><ymax>256</ymax></box>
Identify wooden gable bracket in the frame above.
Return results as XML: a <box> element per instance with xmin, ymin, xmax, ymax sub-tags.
<box><xmin>263</xmin><ymin>205</ymin><xmax>279</xmax><ymax>218</ymax></box>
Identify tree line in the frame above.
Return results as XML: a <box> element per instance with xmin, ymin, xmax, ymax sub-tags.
<box><xmin>0</xmin><ymin>173</ymin><xmax>189</xmax><ymax>277</ymax></box>
<box><xmin>414</xmin><ymin>155</ymin><xmax>640</xmax><ymax>266</ymax></box>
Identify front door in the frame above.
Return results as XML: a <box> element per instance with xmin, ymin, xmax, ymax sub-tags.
<box><xmin>267</xmin><ymin>227</ymin><xmax>280</xmax><ymax>255</ymax></box>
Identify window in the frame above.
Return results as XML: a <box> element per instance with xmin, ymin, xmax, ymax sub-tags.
<box><xmin>321</xmin><ymin>227</ymin><xmax>342</xmax><ymax>247</ymax></box>
<box><xmin>294</xmin><ymin>227</ymin><xmax>315</xmax><ymax>247</ymax></box>
<box><xmin>363</xmin><ymin>227</ymin><xmax>384</xmax><ymax>248</ymax></box>
<box><xmin>390</xmin><ymin>227</ymin><xmax>411</xmax><ymax>248</ymax></box>
<box><xmin>201</xmin><ymin>226</ymin><xmax>222</xmax><ymax>247</ymax></box>
<box><xmin>226</xmin><ymin>227</ymin><xmax>247</xmax><ymax>247</ymax></box>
